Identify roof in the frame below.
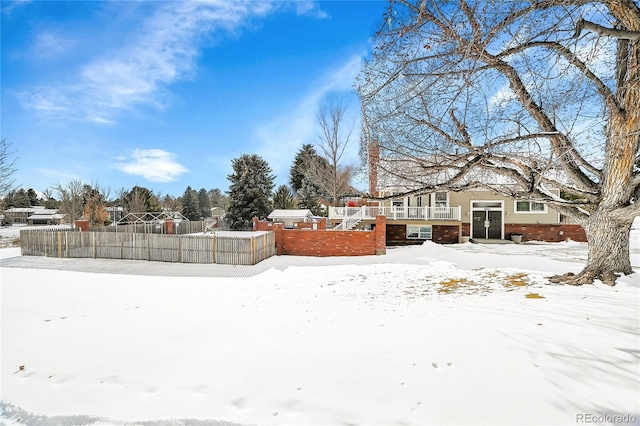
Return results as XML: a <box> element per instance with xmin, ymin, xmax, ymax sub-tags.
<box><xmin>5</xmin><ymin>207</ymin><xmax>56</xmax><ymax>213</ymax></box>
<box><xmin>268</xmin><ymin>209</ymin><xmax>313</xmax><ymax>219</ymax></box>
<box><xmin>28</xmin><ymin>213</ymin><xmax>65</xmax><ymax>220</ymax></box>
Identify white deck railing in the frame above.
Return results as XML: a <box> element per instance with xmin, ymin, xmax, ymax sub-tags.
<box><xmin>329</xmin><ymin>206</ymin><xmax>462</xmax><ymax>221</ymax></box>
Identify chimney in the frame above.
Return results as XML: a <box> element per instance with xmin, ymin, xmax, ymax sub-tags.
<box><xmin>368</xmin><ymin>140</ymin><xmax>380</xmax><ymax>197</ymax></box>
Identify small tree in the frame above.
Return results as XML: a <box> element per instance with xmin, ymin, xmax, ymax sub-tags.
<box><xmin>53</xmin><ymin>179</ymin><xmax>85</xmax><ymax>225</ymax></box>
<box><xmin>41</xmin><ymin>189</ymin><xmax>59</xmax><ymax>209</ymax></box>
<box><xmin>82</xmin><ymin>184</ymin><xmax>108</xmax><ymax>226</ymax></box>
<box><xmin>297</xmin><ymin>177</ymin><xmax>323</xmax><ymax>215</ymax></box>
<box><xmin>0</xmin><ymin>138</ymin><xmax>17</xmax><ymax>198</ymax></box>
<box><xmin>273</xmin><ymin>184</ymin><xmax>297</xmax><ymax>210</ymax></box>
<box><xmin>123</xmin><ymin>186</ymin><xmax>161</xmax><ymax>214</ymax></box>
<box><xmin>312</xmin><ymin>100</ymin><xmax>357</xmax><ymax>206</ymax></box>
<box><xmin>226</xmin><ymin>154</ymin><xmax>275</xmax><ymax>230</ymax></box>
<box><xmin>26</xmin><ymin>188</ymin><xmax>40</xmax><ymax>206</ymax></box>
<box><xmin>181</xmin><ymin>186</ymin><xmax>201</xmax><ymax>221</ymax></box>
<box><xmin>198</xmin><ymin>188</ymin><xmax>211</xmax><ymax>219</ymax></box>
<box><xmin>208</xmin><ymin>188</ymin><xmax>229</xmax><ymax>208</ymax></box>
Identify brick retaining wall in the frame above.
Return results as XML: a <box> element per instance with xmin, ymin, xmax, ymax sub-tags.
<box><xmin>505</xmin><ymin>223</ymin><xmax>586</xmax><ymax>242</ymax></box>
<box><xmin>254</xmin><ymin>215</ymin><xmax>386</xmax><ymax>256</ymax></box>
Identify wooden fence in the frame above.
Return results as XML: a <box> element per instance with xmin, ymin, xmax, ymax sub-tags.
<box><xmin>90</xmin><ymin>220</ymin><xmax>206</xmax><ymax>235</ymax></box>
<box><xmin>20</xmin><ymin>229</ymin><xmax>275</xmax><ymax>265</ymax></box>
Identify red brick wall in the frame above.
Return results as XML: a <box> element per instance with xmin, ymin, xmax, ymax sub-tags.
<box><xmin>432</xmin><ymin>225</ymin><xmax>460</xmax><ymax>244</ymax></box>
<box><xmin>278</xmin><ymin>229</ymin><xmax>377</xmax><ymax>256</ymax></box>
<box><xmin>253</xmin><ymin>216</ymin><xmax>386</xmax><ymax>256</ymax></box>
<box><xmin>505</xmin><ymin>224</ymin><xmax>586</xmax><ymax>242</ymax></box>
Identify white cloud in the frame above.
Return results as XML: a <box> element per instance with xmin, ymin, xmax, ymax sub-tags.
<box><xmin>2</xmin><ymin>0</ymin><xmax>31</xmax><ymax>16</ymax></box>
<box><xmin>294</xmin><ymin>1</ymin><xmax>329</xmax><ymax>19</ymax></box>
<box><xmin>33</xmin><ymin>32</ymin><xmax>76</xmax><ymax>59</ymax></box>
<box><xmin>20</xmin><ymin>1</ymin><xmax>320</xmax><ymax>124</ymax></box>
<box><xmin>115</xmin><ymin>149</ymin><xmax>188</xmax><ymax>182</ymax></box>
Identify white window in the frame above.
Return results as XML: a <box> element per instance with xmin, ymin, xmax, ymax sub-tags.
<box><xmin>407</xmin><ymin>225</ymin><xmax>432</xmax><ymax>239</ymax></box>
<box><xmin>515</xmin><ymin>200</ymin><xmax>547</xmax><ymax>213</ymax></box>
<box><xmin>431</xmin><ymin>192</ymin><xmax>448</xmax><ymax>207</ymax></box>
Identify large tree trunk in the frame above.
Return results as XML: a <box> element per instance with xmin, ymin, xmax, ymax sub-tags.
<box><xmin>551</xmin><ymin>210</ymin><xmax>634</xmax><ymax>286</ymax></box>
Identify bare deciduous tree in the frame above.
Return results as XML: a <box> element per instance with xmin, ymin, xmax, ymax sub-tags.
<box><xmin>0</xmin><ymin>138</ymin><xmax>17</xmax><ymax>198</ymax></box>
<box><xmin>316</xmin><ymin>99</ymin><xmax>356</xmax><ymax>206</ymax></box>
<box><xmin>358</xmin><ymin>0</ymin><xmax>639</xmax><ymax>285</ymax></box>
<box><xmin>53</xmin><ymin>179</ymin><xmax>85</xmax><ymax>226</ymax></box>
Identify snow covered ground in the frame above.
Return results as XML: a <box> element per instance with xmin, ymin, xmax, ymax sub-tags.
<box><xmin>1</xmin><ymin>219</ymin><xmax>639</xmax><ymax>425</ymax></box>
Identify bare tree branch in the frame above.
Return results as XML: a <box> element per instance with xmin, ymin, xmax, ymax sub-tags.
<box><xmin>576</xmin><ymin>18</ymin><xmax>640</xmax><ymax>40</ymax></box>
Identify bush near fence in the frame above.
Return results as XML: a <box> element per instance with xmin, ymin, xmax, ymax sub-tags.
<box><xmin>19</xmin><ymin>229</ymin><xmax>275</xmax><ymax>265</ymax></box>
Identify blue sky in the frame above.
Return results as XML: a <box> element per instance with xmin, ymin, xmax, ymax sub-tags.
<box><xmin>1</xmin><ymin>0</ymin><xmax>386</xmax><ymax>198</ymax></box>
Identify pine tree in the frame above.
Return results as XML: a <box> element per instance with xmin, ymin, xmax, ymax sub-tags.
<box><xmin>198</xmin><ymin>188</ymin><xmax>211</xmax><ymax>219</ymax></box>
<box><xmin>297</xmin><ymin>177</ymin><xmax>323</xmax><ymax>216</ymax></box>
<box><xmin>273</xmin><ymin>185</ymin><xmax>296</xmax><ymax>210</ymax></box>
<box><xmin>289</xmin><ymin>143</ymin><xmax>331</xmax><ymax>200</ymax></box>
<box><xmin>226</xmin><ymin>154</ymin><xmax>275</xmax><ymax>230</ymax></box>
<box><xmin>26</xmin><ymin>188</ymin><xmax>40</xmax><ymax>206</ymax></box>
<box><xmin>181</xmin><ymin>186</ymin><xmax>200</xmax><ymax>221</ymax></box>
<box><xmin>2</xmin><ymin>189</ymin><xmax>30</xmax><ymax>209</ymax></box>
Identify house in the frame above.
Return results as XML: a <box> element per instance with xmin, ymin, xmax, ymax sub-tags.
<box><xmin>3</xmin><ymin>207</ymin><xmax>65</xmax><ymax>225</ymax></box>
<box><xmin>268</xmin><ymin>209</ymin><xmax>315</xmax><ymax>229</ymax></box>
<box><xmin>105</xmin><ymin>206</ymin><xmax>124</xmax><ymax>224</ymax></box>
<box><xmin>328</xmin><ymin>147</ymin><xmax>587</xmax><ymax>244</ymax></box>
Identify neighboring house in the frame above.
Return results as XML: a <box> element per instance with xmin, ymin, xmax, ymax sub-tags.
<box><xmin>4</xmin><ymin>207</ymin><xmax>65</xmax><ymax>225</ymax></box>
<box><xmin>328</xmin><ymin>147</ymin><xmax>586</xmax><ymax>244</ymax></box>
<box><xmin>105</xmin><ymin>206</ymin><xmax>124</xmax><ymax>224</ymax></box>
<box><xmin>268</xmin><ymin>209</ymin><xmax>314</xmax><ymax>229</ymax></box>
<box><xmin>211</xmin><ymin>206</ymin><xmax>225</xmax><ymax>219</ymax></box>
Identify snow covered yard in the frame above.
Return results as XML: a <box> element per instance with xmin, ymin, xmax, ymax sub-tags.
<box><xmin>1</xmin><ymin>221</ymin><xmax>639</xmax><ymax>425</ymax></box>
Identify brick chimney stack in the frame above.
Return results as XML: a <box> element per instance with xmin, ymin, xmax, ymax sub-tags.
<box><xmin>368</xmin><ymin>140</ymin><xmax>380</xmax><ymax>197</ymax></box>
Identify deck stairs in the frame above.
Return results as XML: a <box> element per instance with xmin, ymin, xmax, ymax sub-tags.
<box><xmin>333</xmin><ymin>208</ymin><xmax>365</xmax><ymax>231</ymax></box>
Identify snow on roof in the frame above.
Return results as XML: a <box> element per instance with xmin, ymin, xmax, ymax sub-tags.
<box><xmin>268</xmin><ymin>209</ymin><xmax>313</xmax><ymax>219</ymax></box>
<box><xmin>28</xmin><ymin>213</ymin><xmax>65</xmax><ymax>220</ymax></box>
<box><xmin>4</xmin><ymin>207</ymin><xmax>48</xmax><ymax>213</ymax></box>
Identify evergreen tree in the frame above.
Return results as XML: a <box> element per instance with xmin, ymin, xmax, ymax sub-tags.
<box><xmin>198</xmin><ymin>188</ymin><xmax>211</xmax><ymax>218</ymax></box>
<box><xmin>123</xmin><ymin>186</ymin><xmax>162</xmax><ymax>213</ymax></box>
<box><xmin>289</xmin><ymin>143</ymin><xmax>331</xmax><ymax>199</ymax></box>
<box><xmin>181</xmin><ymin>186</ymin><xmax>200</xmax><ymax>221</ymax></box>
<box><xmin>297</xmin><ymin>177</ymin><xmax>323</xmax><ymax>216</ymax></box>
<box><xmin>226</xmin><ymin>154</ymin><xmax>275</xmax><ymax>230</ymax></box>
<box><xmin>273</xmin><ymin>185</ymin><xmax>296</xmax><ymax>210</ymax></box>
<box><xmin>26</xmin><ymin>188</ymin><xmax>40</xmax><ymax>206</ymax></box>
<box><xmin>2</xmin><ymin>189</ymin><xmax>30</xmax><ymax>209</ymax></box>
<box><xmin>208</xmin><ymin>188</ymin><xmax>229</xmax><ymax>208</ymax></box>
